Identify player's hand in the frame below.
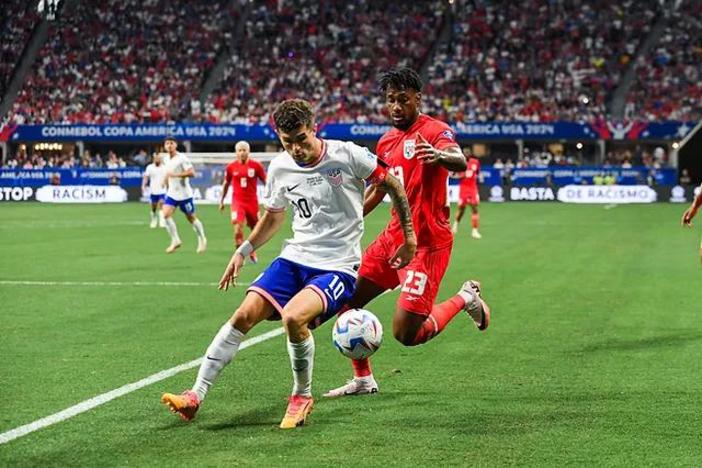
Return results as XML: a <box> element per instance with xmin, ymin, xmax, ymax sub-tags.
<box><xmin>218</xmin><ymin>252</ymin><xmax>245</xmax><ymax>291</ymax></box>
<box><xmin>218</xmin><ymin>202</ymin><xmax>225</xmax><ymax>212</ymax></box>
<box><xmin>681</xmin><ymin>207</ymin><xmax>697</xmax><ymax>227</ymax></box>
<box><xmin>415</xmin><ymin>133</ymin><xmax>442</xmax><ymax>165</ymax></box>
<box><xmin>389</xmin><ymin>236</ymin><xmax>417</xmax><ymax>269</ymax></box>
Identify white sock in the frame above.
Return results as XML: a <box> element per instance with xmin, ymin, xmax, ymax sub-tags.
<box><xmin>158</xmin><ymin>211</ymin><xmax>165</xmax><ymax>223</ymax></box>
<box><xmin>150</xmin><ymin>211</ymin><xmax>157</xmax><ymax>222</ymax></box>
<box><xmin>164</xmin><ymin>217</ymin><xmax>181</xmax><ymax>243</ymax></box>
<box><xmin>287</xmin><ymin>335</ymin><xmax>315</xmax><ymax>397</ymax></box>
<box><xmin>192</xmin><ymin>323</ymin><xmax>245</xmax><ymax>401</ymax></box>
<box><xmin>192</xmin><ymin>219</ymin><xmax>206</xmax><ymax>240</ymax></box>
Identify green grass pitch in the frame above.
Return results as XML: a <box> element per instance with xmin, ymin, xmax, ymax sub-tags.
<box><xmin>1</xmin><ymin>202</ymin><xmax>701</xmax><ymax>466</ymax></box>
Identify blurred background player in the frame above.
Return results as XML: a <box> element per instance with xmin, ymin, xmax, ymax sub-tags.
<box><xmin>141</xmin><ymin>152</ymin><xmax>167</xmax><ymax>228</ymax></box>
<box><xmin>161</xmin><ymin>136</ymin><xmax>207</xmax><ymax>254</ymax></box>
<box><xmin>681</xmin><ymin>183</ymin><xmax>702</xmax><ymax>263</ymax></box>
<box><xmin>325</xmin><ymin>67</ymin><xmax>491</xmax><ymax>398</ymax></box>
<box><xmin>219</xmin><ymin>140</ymin><xmax>266</xmax><ymax>263</ymax></box>
<box><xmin>161</xmin><ymin>99</ymin><xmax>414</xmax><ymax>429</ymax></box>
<box><xmin>452</xmin><ymin>150</ymin><xmax>482</xmax><ymax>239</ymax></box>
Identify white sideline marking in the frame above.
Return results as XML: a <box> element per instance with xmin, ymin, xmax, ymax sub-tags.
<box><xmin>0</xmin><ymin>280</ymin><xmax>251</xmax><ymax>287</ymax></box>
<box><xmin>0</xmin><ymin>327</ymin><xmax>285</xmax><ymax>446</ymax></box>
<box><xmin>604</xmin><ymin>204</ymin><xmax>618</xmax><ymax>210</ymax></box>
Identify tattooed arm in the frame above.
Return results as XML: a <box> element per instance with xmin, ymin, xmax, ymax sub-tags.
<box><xmin>377</xmin><ymin>172</ymin><xmax>417</xmax><ymax>269</ymax></box>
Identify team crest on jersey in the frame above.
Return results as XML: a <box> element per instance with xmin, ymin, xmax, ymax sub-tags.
<box><xmin>247</xmin><ymin>168</ymin><xmax>255</xmax><ymax>177</ymax></box>
<box><xmin>403</xmin><ymin>139</ymin><xmax>416</xmax><ymax>159</ymax></box>
<box><xmin>326</xmin><ymin>168</ymin><xmax>343</xmax><ymax>187</ymax></box>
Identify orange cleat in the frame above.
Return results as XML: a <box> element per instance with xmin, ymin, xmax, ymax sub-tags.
<box><xmin>279</xmin><ymin>395</ymin><xmax>314</xmax><ymax>429</ymax></box>
<box><xmin>161</xmin><ymin>390</ymin><xmax>200</xmax><ymax>421</ymax></box>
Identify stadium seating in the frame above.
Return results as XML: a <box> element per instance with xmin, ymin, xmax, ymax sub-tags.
<box><xmin>0</xmin><ymin>1</ymin><xmax>40</xmax><ymax>99</ymax></box>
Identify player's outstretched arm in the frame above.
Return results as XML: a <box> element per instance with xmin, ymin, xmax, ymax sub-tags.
<box><xmin>218</xmin><ymin>209</ymin><xmax>285</xmax><ymax>290</ymax></box>
<box><xmin>363</xmin><ymin>184</ymin><xmax>386</xmax><ymax>217</ymax></box>
<box><xmin>415</xmin><ymin>133</ymin><xmax>467</xmax><ymax>172</ymax></box>
<box><xmin>682</xmin><ymin>189</ymin><xmax>702</xmax><ymax>227</ymax></box>
<box><xmin>141</xmin><ymin>174</ymin><xmax>149</xmax><ymax>194</ymax></box>
<box><xmin>219</xmin><ymin>179</ymin><xmax>230</xmax><ymax>212</ymax></box>
<box><xmin>377</xmin><ymin>173</ymin><xmax>417</xmax><ymax>269</ymax></box>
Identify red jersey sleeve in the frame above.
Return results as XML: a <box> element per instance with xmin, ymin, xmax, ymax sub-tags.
<box><xmin>428</xmin><ymin>122</ymin><xmax>458</xmax><ymax>151</ymax></box>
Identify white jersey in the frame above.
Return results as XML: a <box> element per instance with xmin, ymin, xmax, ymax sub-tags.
<box><xmin>263</xmin><ymin>139</ymin><xmax>378</xmax><ymax>276</ymax></box>
<box><xmin>164</xmin><ymin>152</ymin><xmax>194</xmax><ymax>200</ymax></box>
<box><xmin>145</xmin><ymin>163</ymin><xmax>167</xmax><ymax>195</ymax></box>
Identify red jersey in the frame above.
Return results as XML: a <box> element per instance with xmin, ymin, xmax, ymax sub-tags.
<box><xmin>376</xmin><ymin>114</ymin><xmax>458</xmax><ymax>249</ymax></box>
<box><xmin>224</xmin><ymin>159</ymin><xmax>266</xmax><ymax>204</ymax></box>
<box><xmin>458</xmin><ymin>158</ymin><xmax>480</xmax><ymax>192</ymax></box>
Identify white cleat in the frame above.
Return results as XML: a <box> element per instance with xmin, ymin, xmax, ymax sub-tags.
<box><xmin>150</xmin><ymin>219</ymin><xmax>158</xmax><ymax>229</ymax></box>
<box><xmin>165</xmin><ymin>242</ymin><xmax>182</xmax><ymax>254</ymax></box>
<box><xmin>323</xmin><ymin>376</ymin><xmax>379</xmax><ymax>398</ymax></box>
<box><xmin>458</xmin><ymin>280</ymin><xmax>490</xmax><ymax>331</ymax></box>
<box><xmin>452</xmin><ymin>221</ymin><xmax>459</xmax><ymax>234</ymax></box>
<box><xmin>196</xmin><ymin>238</ymin><xmax>207</xmax><ymax>254</ymax></box>
<box><xmin>471</xmin><ymin>229</ymin><xmax>482</xmax><ymax>239</ymax></box>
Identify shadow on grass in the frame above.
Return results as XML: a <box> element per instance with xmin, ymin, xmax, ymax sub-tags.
<box><xmin>578</xmin><ymin>333</ymin><xmax>702</xmax><ymax>353</ymax></box>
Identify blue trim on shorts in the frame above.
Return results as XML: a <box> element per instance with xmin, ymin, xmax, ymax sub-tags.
<box><xmin>248</xmin><ymin>257</ymin><xmax>355</xmax><ymax>326</ymax></box>
<box><xmin>164</xmin><ymin>196</ymin><xmax>195</xmax><ymax>215</ymax></box>
<box><xmin>150</xmin><ymin>193</ymin><xmax>165</xmax><ymax>204</ymax></box>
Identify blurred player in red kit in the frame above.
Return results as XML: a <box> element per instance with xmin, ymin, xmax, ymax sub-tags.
<box><xmin>324</xmin><ymin>67</ymin><xmax>492</xmax><ymax>397</ymax></box>
<box><xmin>219</xmin><ymin>141</ymin><xmax>266</xmax><ymax>263</ymax></box>
<box><xmin>452</xmin><ymin>150</ymin><xmax>482</xmax><ymax>239</ymax></box>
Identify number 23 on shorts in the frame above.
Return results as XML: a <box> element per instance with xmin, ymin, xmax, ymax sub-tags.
<box><xmin>401</xmin><ymin>270</ymin><xmax>427</xmax><ymax>295</ymax></box>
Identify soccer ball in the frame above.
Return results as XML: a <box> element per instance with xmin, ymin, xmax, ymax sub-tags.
<box><xmin>332</xmin><ymin>309</ymin><xmax>383</xmax><ymax>360</ymax></box>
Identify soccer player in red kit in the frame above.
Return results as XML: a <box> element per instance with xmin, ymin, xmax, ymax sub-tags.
<box><xmin>219</xmin><ymin>141</ymin><xmax>266</xmax><ymax>263</ymax></box>
<box><xmin>324</xmin><ymin>67</ymin><xmax>491</xmax><ymax>397</ymax></box>
<box><xmin>452</xmin><ymin>152</ymin><xmax>482</xmax><ymax>239</ymax></box>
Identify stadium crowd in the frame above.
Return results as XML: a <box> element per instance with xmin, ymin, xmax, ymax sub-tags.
<box><xmin>0</xmin><ymin>0</ymin><xmax>696</xmax><ymax>126</ymax></box>
<box><xmin>423</xmin><ymin>0</ymin><xmax>661</xmax><ymax>122</ymax></box>
<box><xmin>0</xmin><ymin>1</ymin><xmax>40</xmax><ymax>100</ymax></box>
<box><xmin>202</xmin><ymin>0</ymin><xmax>442</xmax><ymax>124</ymax></box>
<box><xmin>4</xmin><ymin>0</ymin><xmax>236</xmax><ymax>126</ymax></box>
<box><xmin>625</xmin><ymin>0</ymin><xmax>702</xmax><ymax>121</ymax></box>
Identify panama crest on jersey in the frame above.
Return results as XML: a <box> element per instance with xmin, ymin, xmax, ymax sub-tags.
<box><xmin>403</xmin><ymin>139</ymin><xmax>416</xmax><ymax>159</ymax></box>
<box><xmin>248</xmin><ymin>168</ymin><xmax>255</xmax><ymax>177</ymax></box>
<box><xmin>326</xmin><ymin>167</ymin><xmax>343</xmax><ymax>187</ymax></box>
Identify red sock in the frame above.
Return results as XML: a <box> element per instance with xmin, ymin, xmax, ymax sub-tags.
<box><xmin>471</xmin><ymin>213</ymin><xmax>479</xmax><ymax>229</ymax></box>
<box><xmin>352</xmin><ymin>358</ymin><xmax>373</xmax><ymax>377</ymax></box>
<box><xmin>235</xmin><ymin>231</ymin><xmax>244</xmax><ymax>247</ymax></box>
<box><xmin>412</xmin><ymin>295</ymin><xmax>465</xmax><ymax>345</ymax></box>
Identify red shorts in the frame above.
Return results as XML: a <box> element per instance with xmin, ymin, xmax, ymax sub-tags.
<box><xmin>358</xmin><ymin>232</ymin><xmax>453</xmax><ymax>316</ymax></box>
<box><xmin>231</xmin><ymin>202</ymin><xmax>259</xmax><ymax>228</ymax></box>
<box><xmin>459</xmin><ymin>189</ymin><xmax>479</xmax><ymax>207</ymax></box>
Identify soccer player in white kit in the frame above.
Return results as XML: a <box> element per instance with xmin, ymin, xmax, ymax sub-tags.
<box><xmin>162</xmin><ymin>99</ymin><xmax>417</xmax><ymax>428</ymax></box>
<box><xmin>141</xmin><ymin>153</ymin><xmax>167</xmax><ymax>228</ymax></box>
<box><xmin>161</xmin><ymin>136</ymin><xmax>207</xmax><ymax>254</ymax></box>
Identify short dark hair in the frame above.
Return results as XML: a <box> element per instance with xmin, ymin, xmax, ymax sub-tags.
<box><xmin>378</xmin><ymin>67</ymin><xmax>423</xmax><ymax>94</ymax></box>
<box><xmin>272</xmin><ymin>99</ymin><xmax>315</xmax><ymax>133</ymax></box>
<box><xmin>163</xmin><ymin>135</ymin><xmax>177</xmax><ymax>143</ymax></box>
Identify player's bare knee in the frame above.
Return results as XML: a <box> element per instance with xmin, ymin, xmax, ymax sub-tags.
<box><xmin>281</xmin><ymin>310</ymin><xmax>306</xmax><ymax>334</ymax></box>
<box><xmin>392</xmin><ymin>325</ymin><xmax>417</xmax><ymax>346</ymax></box>
<box><xmin>230</xmin><ymin>305</ymin><xmax>259</xmax><ymax>334</ymax></box>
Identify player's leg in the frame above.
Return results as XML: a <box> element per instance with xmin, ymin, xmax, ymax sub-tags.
<box><xmin>183</xmin><ymin>199</ymin><xmax>206</xmax><ymax>253</ymax></box>
<box><xmin>157</xmin><ymin>197</ymin><xmax>166</xmax><ymax>227</ymax></box>
<box><xmin>324</xmin><ymin>238</ymin><xmax>397</xmax><ymax>398</ymax></box>
<box><xmin>393</xmin><ymin>248</ymin><xmax>490</xmax><ymax>347</ymax></box>
<box><xmin>161</xmin><ymin>292</ymin><xmax>275</xmax><ymax>421</ymax></box>
<box><xmin>231</xmin><ymin>204</ymin><xmax>246</xmax><ymax>248</ymax></box>
<box><xmin>470</xmin><ymin>200</ymin><xmax>481</xmax><ymax>239</ymax></box>
<box><xmin>162</xmin><ymin>199</ymin><xmax>181</xmax><ymax>253</ymax></box>
<box><xmin>453</xmin><ymin>202</ymin><xmax>466</xmax><ymax>233</ymax></box>
<box><xmin>149</xmin><ymin>196</ymin><xmax>159</xmax><ymax>228</ymax></box>
<box><xmin>279</xmin><ymin>271</ymin><xmax>355</xmax><ymax>428</ymax></box>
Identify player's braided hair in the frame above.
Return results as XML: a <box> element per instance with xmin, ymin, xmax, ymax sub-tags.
<box><xmin>273</xmin><ymin>99</ymin><xmax>315</xmax><ymax>133</ymax></box>
<box><xmin>378</xmin><ymin>67</ymin><xmax>423</xmax><ymax>93</ymax></box>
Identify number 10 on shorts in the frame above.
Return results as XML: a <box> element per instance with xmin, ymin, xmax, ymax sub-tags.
<box><xmin>401</xmin><ymin>270</ymin><xmax>427</xmax><ymax>295</ymax></box>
